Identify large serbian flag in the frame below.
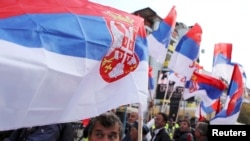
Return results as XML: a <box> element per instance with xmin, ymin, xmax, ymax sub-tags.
<box><xmin>0</xmin><ymin>0</ymin><xmax>148</xmax><ymax>131</ymax></box>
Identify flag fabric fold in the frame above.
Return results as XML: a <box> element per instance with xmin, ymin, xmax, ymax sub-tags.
<box><xmin>183</xmin><ymin>71</ymin><xmax>226</xmax><ymax>108</ymax></box>
<box><xmin>167</xmin><ymin>70</ymin><xmax>186</xmax><ymax>89</ymax></box>
<box><xmin>210</xmin><ymin>64</ymin><xmax>244</xmax><ymax>125</ymax></box>
<box><xmin>195</xmin><ymin>102</ymin><xmax>207</xmax><ymax>121</ymax></box>
<box><xmin>212</xmin><ymin>43</ymin><xmax>232</xmax><ymax>66</ymax></box>
<box><xmin>212</xmin><ymin>43</ymin><xmax>233</xmax><ymax>83</ymax></box>
<box><xmin>0</xmin><ymin>0</ymin><xmax>149</xmax><ymax>131</ymax></box>
<box><xmin>147</xmin><ymin>6</ymin><xmax>177</xmax><ymax>63</ymax></box>
<box><xmin>212</xmin><ymin>43</ymin><xmax>247</xmax><ymax>86</ymax></box>
<box><xmin>168</xmin><ymin>23</ymin><xmax>202</xmax><ymax>80</ymax></box>
<box><xmin>148</xmin><ymin>65</ymin><xmax>155</xmax><ymax>90</ymax></box>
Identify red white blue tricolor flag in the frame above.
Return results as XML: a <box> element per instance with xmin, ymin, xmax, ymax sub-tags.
<box><xmin>147</xmin><ymin>6</ymin><xmax>177</xmax><ymax>64</ymax></box>
<box><xmin>210</xmin><ymin>64</ymin><xmax>244</xmax><ymax>125</ymax></box>
<box><xmin>168</xmin><ymin>23</ymin><xmax>202</xmax><ymax>80</ymax></box>
<box><xmin>212</xmin><ymin>43</ymin><xmax>247</xmax><ymax>85</ymax></box>
<box><xmin>0</xmin><ymin>0</ymin><xmax>149</xmax><ymax>130</ymax></box>
<box><xmin>183</xmin><ymin>71</ymin><xmax>226</xmax><ymax>107</ymax></box>
<box><xmin>212</xmin><ymin>43</ymin><xmax>233</xmax><ymax>83</ymax></box>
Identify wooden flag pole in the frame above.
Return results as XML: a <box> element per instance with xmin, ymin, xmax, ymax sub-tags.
<box><xmin>161</xmin><ymin>77</ymin><xmax>169</xmax><ymax>113</ymax></box>
<box><xmin>138</xmin><ymin>103</ymin><xmax>143</xmax><ymax>141</ymax></box>
<box><xmin>162</xmin><ymin>87</ymin><xmax>175</xmax><ymax>113</ymax></box>
<box><xmin>147</xmin><ymin>89</ymin><xmax>155</xmax><ymax>121</ymax></box>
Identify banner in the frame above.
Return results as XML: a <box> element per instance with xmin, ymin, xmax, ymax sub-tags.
<box><xmin>169</xmin><ymin>86</ymin><xmax>183</xmax><ymax>121</ymax></box>
<box><xmin>155</xmin><ymin>70</ymin><xmax>175</xmax><ymax>100</ymax></box>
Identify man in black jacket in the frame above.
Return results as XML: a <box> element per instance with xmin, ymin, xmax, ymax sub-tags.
<box><xmin>151</xmin><ymin>112</ymin><xmax>171</xmax><ymax>141</ymax></box>
<box><xmin>173</xmin><ymin>119</ymin><xmax>194</xmax><ymax>141</ymax></box>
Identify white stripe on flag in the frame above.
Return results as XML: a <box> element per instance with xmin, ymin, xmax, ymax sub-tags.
<box><xmin>168</xmin><ymin>52</ymin><xmax>195</xmax><ymax>80</ymax></box>
<box><xmin>0</xmin><ymin>40</ymin><xmax>148</xmax><ymax>130</ymax></box>
<box><xmin>147</xmin><ymin>34</ymin><xmax>168</xmax><ymax>64</ymax></box>
<box><xmin>210</xmin><ymin>112</ymin><xmax>240</xmax><ymax>125</ymax></box>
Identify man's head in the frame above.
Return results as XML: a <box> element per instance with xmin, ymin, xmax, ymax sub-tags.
<box><xmin>128</xmin><ymin>112</ymin><xmax>138</xmax><ymax>124</ymax></box>
<box><xmin>194</xmin><ymin>121</ymin><xmax>208</xmax><ymax>140</ymax></box>
<box><xmin>129</xmin><ymin>121</ymin><xmax>149</xmax><ymax>140</ymax></box>
<box><xmin>168</xmin><ymin>118</ymin><xmax>174</xmax><ymax>125</ymax></box>
<box><xmin>88</xmin><ymin>112</ymin><xmax>123</xmax><ymax>141</ymax></box>
<box><xmin>154</xmin><ymin>112</ymin><xmax>168</xmax><ymax>129</ymax></box>
<box><xmin>180</xmin><ymin>119</ymin><xmax>191</xmax><ymax>131</ymax></box>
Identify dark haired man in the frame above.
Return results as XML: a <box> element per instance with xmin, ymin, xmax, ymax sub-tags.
<box><xmin>173</xmin><ymin>119</ymin><xmax>194</xmax><ymax>141</ymax></box>
<box><xmin>151</xmin><ymin>112</ymin><xmax>171</xmax><ymax>141</ymax></box>
<box><xmin>88</xmin><ymin>112</ymin><xmax>123</xmax><ymax>141</ymax></box>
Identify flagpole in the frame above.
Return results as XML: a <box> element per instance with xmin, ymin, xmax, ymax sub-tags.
<box><xmin>161</xmin><ymin>80</ymin><xmax>169</xmax><ymax>113</ymax></box>
<box><xmin>163</xmin><ymin>87</ymin><xmax>175</xmax><ymax>113</ymax></box>
<box><xmin>122</xmin><ymin>105</ymin><xmax>128</xmax><ymax>136</ymax></box>
<box><xmin>147</xmin><ymin>89</ymin><xmax>155</xmax><ymax>121</ymax></box>
<box><xmin>178</xmin><ymin>91</ymin><xmax>185</xmax><ymax>121</ymax></box>
<box><xmin>138</xmin><ymin>103</ymin><xmax>143</xmax><ymax>141</ymax></box>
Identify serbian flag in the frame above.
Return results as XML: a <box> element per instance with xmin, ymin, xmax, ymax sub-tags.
<box><xmin>212</xmin><ymin>43</ymin><xmax>247</xmax><ymax>85</ymax></box>
<box><xmin>183</xmin><ymin>71</ymin><xmax>227</xmax><ymax>108</ymax></box>
<box><xmin>168</xmin><ymin>23</ymin><xmax>202</xmax><ymax>80</ymax></box>
<box><xmin>212</xmin><ymin>43</ymin><xmax>233</xmax><ymax>83</ymax></box>
<box><xmin>212</xmin><ymin>43</ymin><xmax>232</xmax><ymax>66</ymax></box>
<box><xmin>147</xmin><ymin>6</ymin><xmax>176</xmax><ymax>64</ymax></box>
<box><xmin>0</xmin><ymin>0</ymin><xmax>149</xmax><ymax>131</ymax></box>
<box><xmin>210</xmin><ymin>64</ymin><xmax>244</xmax><ymax>125</ymax></box>
<box><xmin>200</xmin><ymin>100</ymin><xmax>221</xmax><ymax>114</ymax></box>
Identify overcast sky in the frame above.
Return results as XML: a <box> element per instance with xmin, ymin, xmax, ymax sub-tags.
<box><xmin>90</xmin><ymin>0</ymin><xmax>250</xmax><ymax>87</ymax></box>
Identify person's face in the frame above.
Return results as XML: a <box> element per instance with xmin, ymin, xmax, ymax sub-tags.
<box><xmin>128</xmin><ymin>112</ymin><xmax>138</xmax><ymax>124</ymax></box>
<box><xmin>194</xmin><ymin>123</ymin><xmax>201</xmax><ymax>138</ymax></box>
<box><xmin>180</xmin><ymin>121</ymin><xmax>189</xmax><ymax>131</ymax></box>
<box><xmin>154</xmin><ymin>114</ymin><xmax>166</xmax><ymax>129</ymax></box>
<box><xmin>129</xmin><ymin>127</ymin><xmax>138</xmax><ymax>141</ymax></box>
<box><xmin>88</xmin><ymin>121</ymin><xmax>121</xmax><ymax>141</ymax></box>
<box><xmin>168</xmin><ymin>119</ymin><xmax>174</xmax><ymax>125</ymax></box>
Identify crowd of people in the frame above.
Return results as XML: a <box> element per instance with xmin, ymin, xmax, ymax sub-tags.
<box><xmin>0</xmin><ymin>109</ymin><xmax>208</xmax><ymax>141</ymax></box>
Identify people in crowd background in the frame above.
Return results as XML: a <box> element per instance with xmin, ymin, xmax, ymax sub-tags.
<box><xmin>150</xmin><ymin>112</ymin><xmax>171</xmax><ymax>141</ymax></box>
<box><xmin>172</xmin><ymin>118</ymin><xmax>194</xmax><ymax>141</ymax></box>
<box><xmin>194</xmin><ymin>121</ymin><xmax>208</xmax><ymax>141</ymax></box>
<box><xmin>1</xmin><ymin>107</ymin><xmax>208</xmax><ymax>141</ymax></box>
<box><xmin>129</xmin><ymin>121</ymin><xmax>150</xmax><ymax>141</ymax></box>
<box><xmin>122</xmin><ymin>111</ymin><xmax>139</xmax><ymax>141</ymax></box>
<box><xmin>87</xmin><ymin>111</ymin><xmax>123</xmax><ymax>141</ymax></box>
<box><xmin>165</xmin><ymin>118</ymin><xmax>179</xmax><ymax>140</ymax></box>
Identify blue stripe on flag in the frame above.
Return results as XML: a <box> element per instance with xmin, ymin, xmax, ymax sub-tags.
<box><xmin>0</xmin><ymin>14</ymin><xmax>147</xmax><ymax>61</ymax></box>
<box><xmin>175</xmin><ymin>36</ymin><xmax>199</xmax><ymax>60</ymax></box>
<box><xmin>151</xmin><ymin>21</ymin><xmax>172</xmax><ymax>46</ymax></box>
